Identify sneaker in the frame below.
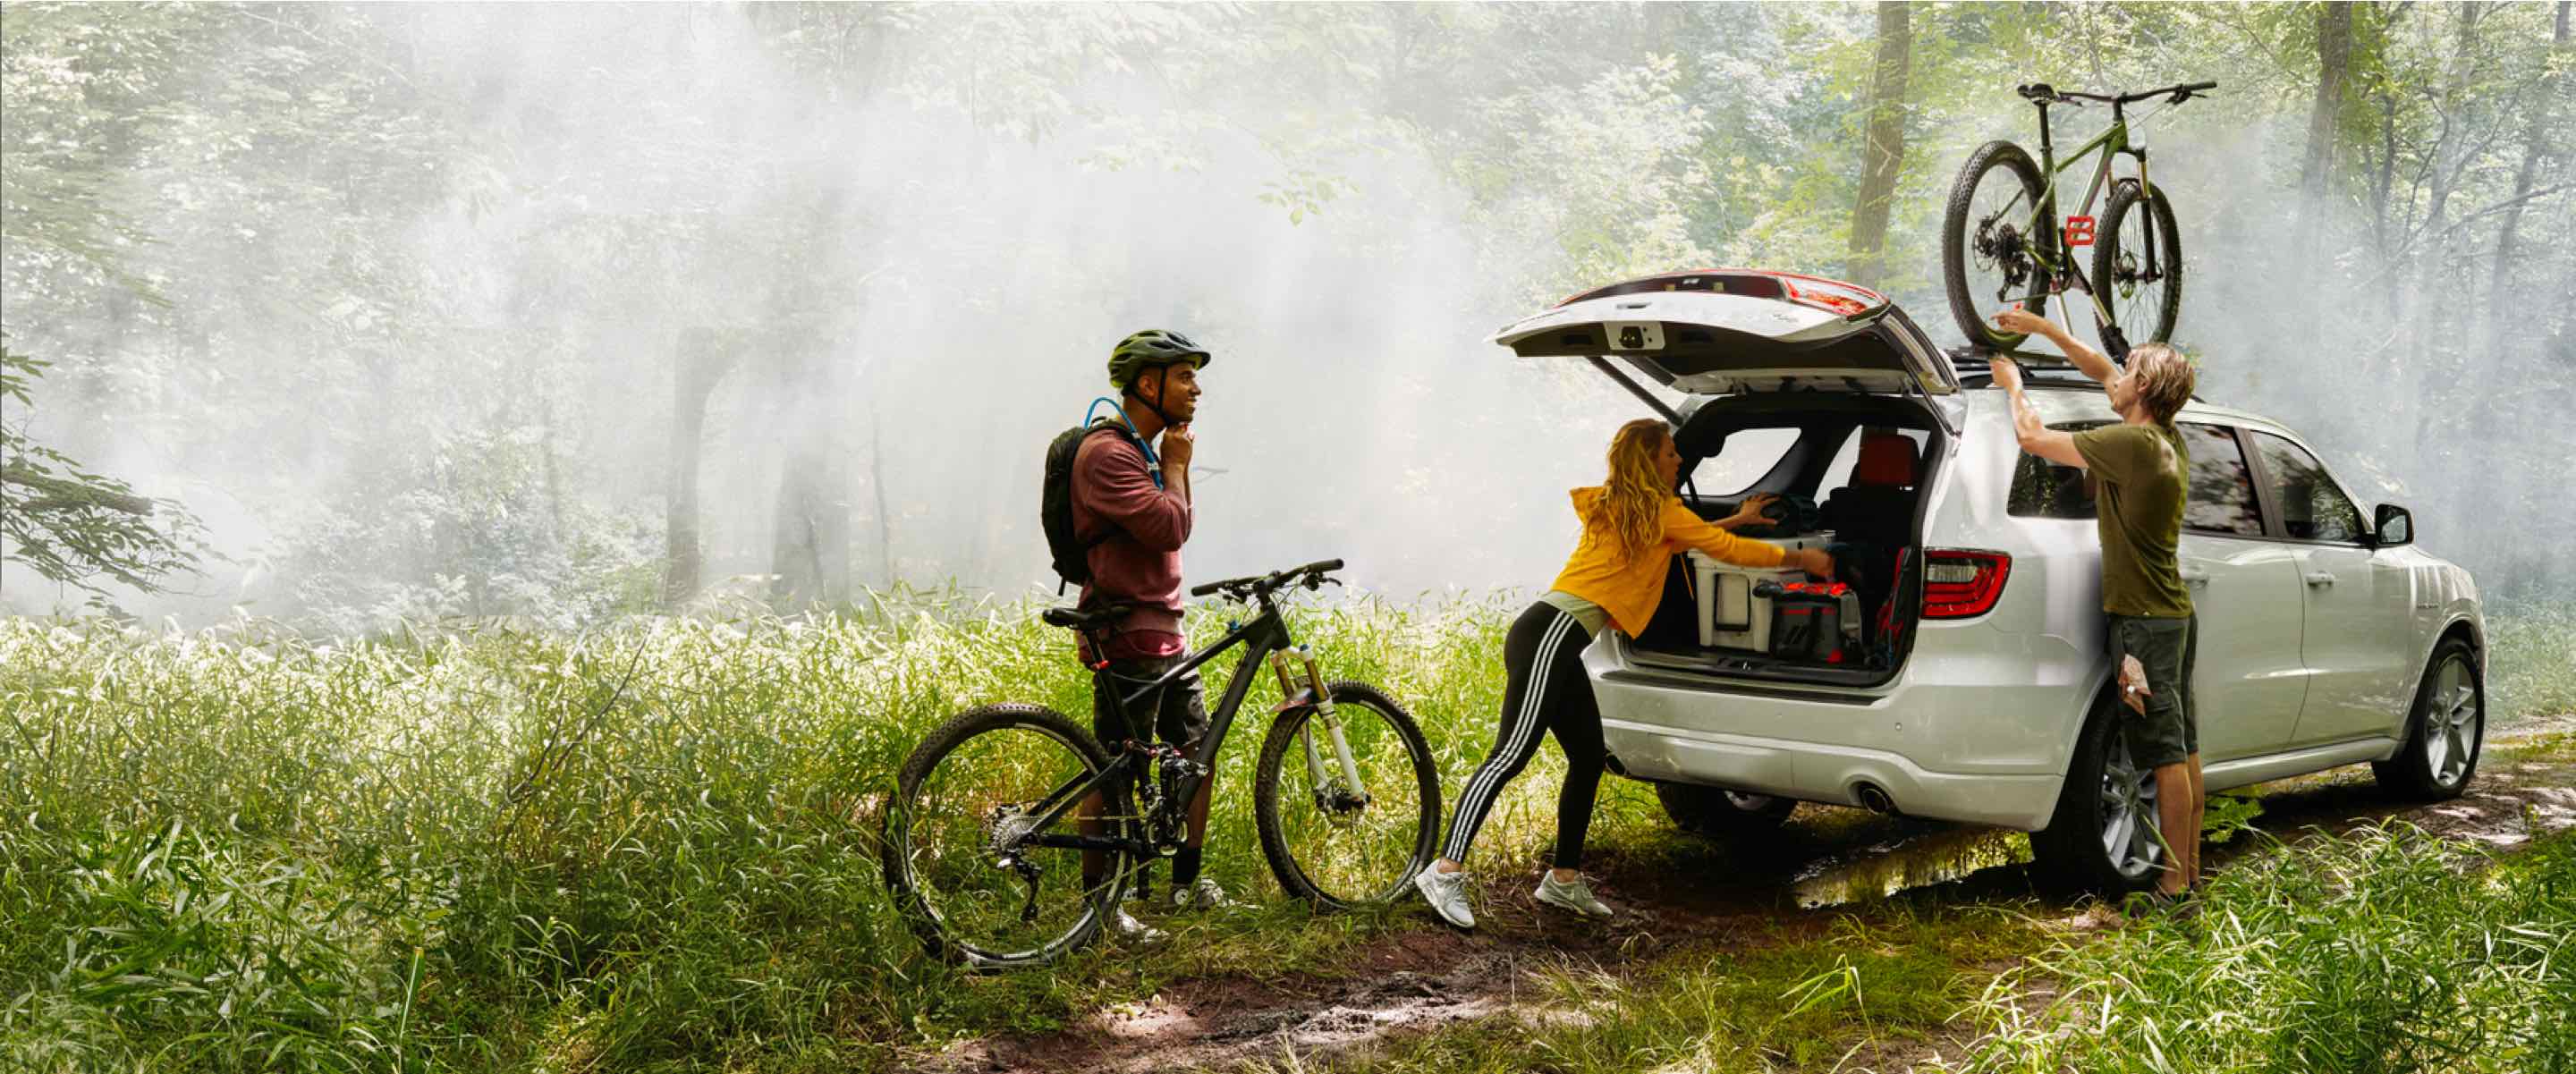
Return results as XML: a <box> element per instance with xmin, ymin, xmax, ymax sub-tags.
<box><xmin>1412</xmin><ymin>866</ymin><xmax>1476</xmax><ymax>930</ymax></box>
<box><xmin>1533</xmin><ymin>872</ymin><xmax>1615</xmax><ymax>918</ymax></box>
<box><xmin>1169</xmin><ymin>877</ymin><xmax>1233</xmax><ymax>911</ymax></box>
<box><xmin>1107</xmin><ymin>908</ymin><xmax>1165</xmax><ymax>943</ymax></box>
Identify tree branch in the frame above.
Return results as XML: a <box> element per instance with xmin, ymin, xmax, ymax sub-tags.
<box><xmin>0</xmin><ymin>466</ymin><xmax>155</xmax><ymax>515</ymax></box>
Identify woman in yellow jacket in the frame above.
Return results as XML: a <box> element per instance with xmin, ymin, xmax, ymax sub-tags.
<box><xmin>1412</xmin><ymin>418</ymin><xmax>1833</xmax><ymax>928</ymax></box>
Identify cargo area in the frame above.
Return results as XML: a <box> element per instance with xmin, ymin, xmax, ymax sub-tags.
<box><xmin>1624</xmin><ymin>393</ymin><xmax>1948</xmax><ymax>688</ymax></box>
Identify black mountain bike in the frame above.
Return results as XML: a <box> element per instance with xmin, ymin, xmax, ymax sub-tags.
<box><xmin>1942</xmin><ymin>80</ymin><xmax>2215</xmax><ymax>357</ymax></box>
<box><xmin>878</xmin><ymin>558</ymin><xmax>1440</xmax><ymax>968</ymax></box>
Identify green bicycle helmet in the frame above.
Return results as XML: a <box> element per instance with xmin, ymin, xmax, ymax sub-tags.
<box><xmin>1106</xmin><ymin>329</ymin><xmax>1211</xmax><ymax>391</ymax></box>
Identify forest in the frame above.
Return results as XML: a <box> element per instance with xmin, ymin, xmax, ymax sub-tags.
<box><xmin>4</xmin><ymin>4</ymin><xmax>2575</xmax><ymax>1073</ymax></box>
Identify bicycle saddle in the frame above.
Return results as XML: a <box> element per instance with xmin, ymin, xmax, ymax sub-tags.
<box><xmin>1042</xmin><ymin>601</ymin><xmax>1135</xmax><ymax>630</ymax></box>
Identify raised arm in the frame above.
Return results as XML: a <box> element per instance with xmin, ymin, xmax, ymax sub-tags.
<box><xmin>1992</xmin><ymin>307</ymin><xmax>2119</xmax><ymax>385</ymax></box>
<box><xmin>1990</xmin><ymin>358</ymin><xmax>2087</xmax><ymax>469</ymax></box>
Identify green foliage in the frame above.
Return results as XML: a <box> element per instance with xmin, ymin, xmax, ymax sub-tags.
<box><xmin>2490</xmin><ymin>603</ymin><xmax>2576</xmax><ymax>724</ymax></box>
<box><xmin>1943</xmin><ymin>823</ymin><xmax>2576</xmax><ymax>1074</ymax></box>
<box><xmin>1</xmin><ymin>342</ymin><xmax>208</xmax><ymax>599</ymax></box>
<box><xmin>0</xmin><ymin>595</ymin><xmax>1524</xmax><ymax>1071</ymax></box>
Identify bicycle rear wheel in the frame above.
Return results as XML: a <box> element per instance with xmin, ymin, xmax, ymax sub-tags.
<box><xmin>2094</xmin><ymin>179</ymin><xmax>2182</xmax><ymax>347</ymax></box>
<box><xmin>1252</xmin><ymin>681</ymin><xmax>1439</xmax><ymax>911</ymax></box>
<box><xmin>1942</xmin><ymin>140</ymin><xmax>2055</xmax><ymax>350</ymax></box>
<box><xmin>879</xmin><ymin>703</ymin><xmax>1131</xmax><ymax>968</ymax></box>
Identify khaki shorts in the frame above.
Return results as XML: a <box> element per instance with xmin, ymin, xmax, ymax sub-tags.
<box><xmin>2108</xmin><ymin>613</ymin><xmax>2198</xmax><ymax>769</ymax></box>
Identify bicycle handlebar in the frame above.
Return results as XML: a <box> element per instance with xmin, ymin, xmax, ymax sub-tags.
<box><xmin>2018</xmin><ymin>80</ymin><xmax>2216</xmax><ymax>106</ymax></box>
<box><xmin>1189</xmin><ymin>558</ymin><xmax>1345</xmax><ymax>599</ymax></box>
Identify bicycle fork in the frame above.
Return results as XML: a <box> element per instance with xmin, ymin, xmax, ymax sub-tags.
<box><xmin>1271</xmin><ymin>646</ymin><xmax>1371</xmax><ymax>812</ymax></box>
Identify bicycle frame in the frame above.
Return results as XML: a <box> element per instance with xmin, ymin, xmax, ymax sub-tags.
<box><xmin>1010</xmin><ymin>595</ymin><xmax>1316</xmax><ymax>859</ymax></box>
<box><xmin>2016</xmin><ymin>97</ymin><xmax>2161</xmax><ymax>327</ymax></box>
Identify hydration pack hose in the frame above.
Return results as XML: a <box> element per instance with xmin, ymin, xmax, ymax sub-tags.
<box><xmin>1085</xmin><ymin>396</ymin><xmax>1164</xmax><ymax>490</ymax></box>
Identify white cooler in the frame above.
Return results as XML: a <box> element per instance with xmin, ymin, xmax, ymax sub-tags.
<box><xmin>1689</xmin><ymin>534</ymin><xmax>1834</xmax><ymax>651</ymax></box>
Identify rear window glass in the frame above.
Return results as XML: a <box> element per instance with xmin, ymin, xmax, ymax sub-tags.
<box><xmin>2007</xmin><ymin>420</ymin><xmax>2113</xmax><ymax>519</ymax></box>
<box><xmin>2007</xmin><ymin>421</ymin><xmax>2261</xmax><ymax>537</ymax></box>
<box><xmin>1688</xmin><ymin>427</ymin><xmax>1801</xmax><ymax>495</ymax></box>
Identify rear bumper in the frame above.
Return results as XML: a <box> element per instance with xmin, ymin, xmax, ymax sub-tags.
<box><xmin>1602</xmin><ymin>717</ymin><xmax>2062</xmax><ymax>830</ymax></box>
<box><xmin>1588</xmin><ymin>630</ymin><xmax>2078</xmax><ymax>832</ymax></box>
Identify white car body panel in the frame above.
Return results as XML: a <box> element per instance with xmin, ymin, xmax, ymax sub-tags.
<box><xmin>1587</xmin><ymin>372</ymin><xmax>2486</xmax><ymax>833</ymax></box>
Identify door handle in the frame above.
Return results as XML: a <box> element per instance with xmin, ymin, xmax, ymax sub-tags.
<box><xmin>2179</xmin><ymin>569</ymin><xmax>2210</xmax><ymax>587</ymax></box>
<box><xmin>2303</xmin><ymin>571</ymin><xmax>2336</xmax><ymax>587</ymax></box>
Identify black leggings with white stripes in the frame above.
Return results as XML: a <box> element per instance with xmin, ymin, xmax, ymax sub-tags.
<box><xmin>1440</xmin><ymin>602</ymin><xmax>1605</xmax><ymax>870</ymax></box>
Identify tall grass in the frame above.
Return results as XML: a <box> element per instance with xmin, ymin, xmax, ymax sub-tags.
<box><xmin>0</xmin><ymin>593</ymin><xmax>1541</xmax><ymax>1072</ymax></box>
<box><xmin>2488</xmin><ymin>603</ymin><xmax>2576</xmax><ymax>724</ymax></box>
<box><xmin>1944</xmin><ymin>823</ymin><xmax>2576</xmax><ymax>1074</ymax></box>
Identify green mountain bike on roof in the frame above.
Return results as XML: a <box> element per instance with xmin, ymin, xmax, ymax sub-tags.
<box><xmin>1942</xmin><ymin>79</ymin><xmax>2216</xmax><ymax>358</ymax></box>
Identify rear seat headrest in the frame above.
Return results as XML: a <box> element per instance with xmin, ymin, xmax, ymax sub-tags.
<box><xmin>1853</xmin><ymin>429</ymin><xmax>1918</xmax><ymax>488</ymax></box>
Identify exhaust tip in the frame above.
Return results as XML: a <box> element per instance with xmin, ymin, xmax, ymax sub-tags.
<box><xmin>1854</xmin><ymin>782</ymin><xmax>1898</xmax><ymax>815</ymax></box>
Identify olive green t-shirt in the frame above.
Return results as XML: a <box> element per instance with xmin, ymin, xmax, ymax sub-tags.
<box><xmin>2072</xmin><ymin>422</ymin><xmax>2194</xmax><ymax>618</ymax></box>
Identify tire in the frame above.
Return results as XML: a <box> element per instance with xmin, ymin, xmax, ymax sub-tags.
<box><xmin>2092</xmin><ymin>179</ymin><xmax>2183</xmax><ymax>348</ymax></box>
<box><xmin>879</xmin><ymin>703</ymin><xmax>1124</xmax><ymax>969</ymax></box>
<box><xmin>1943</xmin><ymin>140</ymin><xmax>2055</xmax><ymax>350</ymax></box>
<box><xmin>2030</xmin><ymin>694</ymin><xmax>2164</xmax><ymax>895</ymax></box>
<box><xmin>1656</xmin><ymin>782</ymin><xmax>1799</xmax><ymax>837</ymax></box>
<box><xmin>2372</xmin><ymin>638</ymin><xmax>2484</xmax><ymax>800</ymax></box>
<box><xmin>1253</xmin><ymin>681</ymin><xmax>1441</xmax><ymax>910</ymax></box>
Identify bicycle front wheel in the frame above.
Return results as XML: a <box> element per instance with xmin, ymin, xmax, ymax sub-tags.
<box><xmin>1942</xmin><ymin>140</ymin><xmax>2055</xmax><ymax>350</ymax></box>
<box><xmin>879</xmin><ymin>703</ymin><xmax>1131</xmax><ymax>968</ymax></box>
<box><xmin>2094</xmin><ymin>179</ymin><xmax>2182</xmax><ymax>347</ymax></box>
<box><xmin>1252</xmin><ymin>681</ymin><xmax>1439</xmax><ymax>910</ymax></box>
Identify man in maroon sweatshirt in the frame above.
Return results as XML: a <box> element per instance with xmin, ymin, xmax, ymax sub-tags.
<box><xmin>1075</xmin><ymin>329</ymin><xmax>1226</xmax><ymax>921</ymax></box>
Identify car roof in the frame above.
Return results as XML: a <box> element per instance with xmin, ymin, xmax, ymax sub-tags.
<box><xmin>2005</xmin><ymin>381</ymin><xmax>2292</xmax><ymax>436</ymax></box>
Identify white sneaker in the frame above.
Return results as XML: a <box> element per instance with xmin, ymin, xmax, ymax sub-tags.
<box><xmin>1412</xmin><ymin>866</ymin><xmax>1476</xmax><ymax>929</ymax></box>
<box><xmin>1534</xmin><ymin>872</ymin><xmax>1615</xmax><ymax>918</ymax></box>
<box><xmin>1107</xmin><ymin>908</ymin><xmax>1165</xmax><ymax>943</ymax></box>
<box><xmin>1169</xmin><ymin>877</ymin><xmax>1233</xmax><ymax>911</ymax></box>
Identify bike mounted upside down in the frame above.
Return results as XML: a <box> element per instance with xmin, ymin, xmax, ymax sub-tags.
<box><xmin>877</xmin><ymin>558</ymin><xmax>1440</xmax><ymax>969</ymax></box>
<box><xmin>1943</xmin><ymin>79</ymin><xmax>2216</xmax><ymax>360</ymax></box>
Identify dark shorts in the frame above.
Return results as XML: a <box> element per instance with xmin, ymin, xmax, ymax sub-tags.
<box><xmin>1091</xmin><ymin>653</ymin><xmax>1210</xmax><ymax>751</ymax></box>
<box><xmin>2108</xmin><ymin>613</ymin><xmax>2199</xmax><ymax>769</ymax></box>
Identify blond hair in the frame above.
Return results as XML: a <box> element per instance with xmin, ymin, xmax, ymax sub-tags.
<box><xmin>1584</xmin><ymin>419</ymin><xmax>1672</xmax><ymax>565</ymax></box>
<box><xmin>2126</xmin><ymin>342</ymin><xmax>2197</xmax><ymax>425</ymax></box>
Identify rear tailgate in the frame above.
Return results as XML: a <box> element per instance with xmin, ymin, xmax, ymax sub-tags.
<box><xmin>1491</xmin><ymin>272</ymin><xmax>1958</xmax><ymax>397</ymax></box>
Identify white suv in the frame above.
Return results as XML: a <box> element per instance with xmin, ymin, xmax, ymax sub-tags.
<box><xmin>1491</xmin><ymin>269</ymin><xmax>2488</xmax><ymax>893</ymax></box>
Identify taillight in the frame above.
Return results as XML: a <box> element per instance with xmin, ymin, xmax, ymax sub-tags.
<box><xmin>1922</xmin><ymin>550</ymin><xmax>2012</xmax><ymax>619</ymax></box>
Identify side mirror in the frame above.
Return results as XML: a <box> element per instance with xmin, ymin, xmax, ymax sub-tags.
<box><xmin>2374</xmin><ymin>503</ymin><xmax>2413</xmax><ymax>547</ymax></box>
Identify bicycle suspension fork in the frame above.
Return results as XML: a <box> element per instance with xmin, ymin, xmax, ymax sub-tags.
<box><xmin>1270</xmin><ymin>645</ymin><xmax>1371</xmax><ymax>808</ymax></box>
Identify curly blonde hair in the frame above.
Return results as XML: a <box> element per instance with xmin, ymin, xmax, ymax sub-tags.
<box><xmin>1584</xmin><ymin>419</ymin><xmax>1673</xmax><ymax>564</ymax></box>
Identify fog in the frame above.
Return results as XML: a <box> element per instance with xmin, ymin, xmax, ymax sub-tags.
<box><xmin>5</xmin><ymin>4</ymin><xmax>2570</xmax><ymax>628</ymax></box>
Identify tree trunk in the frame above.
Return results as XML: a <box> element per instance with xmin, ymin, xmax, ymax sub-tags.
<box><xmin>664</xmin><ymin>330</ymin><xmax>728</xmax><ymax>607</ymax></box>
<box><xmin>2486</xmin><ymin>0</ymin><xmax>2572</xmax><ymax>355</ymax></box>
<box><xmin>767</xmin><ymin>346</ymin><xmax>852</xmax><ymax>608</ymax></box>
<box><xmin>2407</xmin><ymin>3</ymin><xmax>2489</xmax><ymax>471</ymax></box>
<box><xmin>2295</xmin><ymin>2</ymin><xmax>2356</xmax><ymax>261</ymax></box>
<box><xmin>1845</xmin><ymin>3</ymin><xmax>1912</xmax><ymax>290</ymax></box>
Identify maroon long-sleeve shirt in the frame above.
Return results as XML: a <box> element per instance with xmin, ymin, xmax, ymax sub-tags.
<box><xmin>1070</xmin><ymin>430</ymin><xmax>1191</xmax><ymax>660</ymax></box>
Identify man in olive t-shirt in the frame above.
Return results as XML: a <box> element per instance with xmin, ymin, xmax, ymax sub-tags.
<box><xmin>1991</xmin><ymin>308</ymin><xmax>2204</xmax><ymax>901</ymax></box>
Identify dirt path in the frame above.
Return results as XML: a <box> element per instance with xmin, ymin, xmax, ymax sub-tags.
<box><xmin>908</xmin><ymin>719</ymin><xmax>2576</xmax><ymax>1074</ymax></box>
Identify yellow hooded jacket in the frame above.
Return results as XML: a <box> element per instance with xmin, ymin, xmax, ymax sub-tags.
<box><xmin>1549</xmin><ymin>487</ymin><xmax>1789</xmax><ymax>637</ymax></box>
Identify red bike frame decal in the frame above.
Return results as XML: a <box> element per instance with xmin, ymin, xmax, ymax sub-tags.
<box><xmin>2063</xmin><ymin>216</ymin><xmax>2097</xmax><ymax>247</ymax></box>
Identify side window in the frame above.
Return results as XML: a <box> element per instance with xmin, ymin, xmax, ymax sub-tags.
<box><xmin>1819</xmin><ymin>426</ymin><xmax>1930</xmax><ymax>492</ymax></box>
<box><xmin>1688</xmin><ymin>427</ymin><xmax>1801</xmax><ymax>495</ymax></box>
<box><xmin>2250</xmin><ymin>432</ymin><xmax>2364</xmax><ymax>543</ymax></box>
<box><xmin>2179</xmin><ymin>423</ymin><xmax>2263</xmax><ymax>537</ymax></box>
<box><xmin>2006</xmin><ymin>419</ymin><xmax>2111</xmax><ymax>519</ymax></box>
